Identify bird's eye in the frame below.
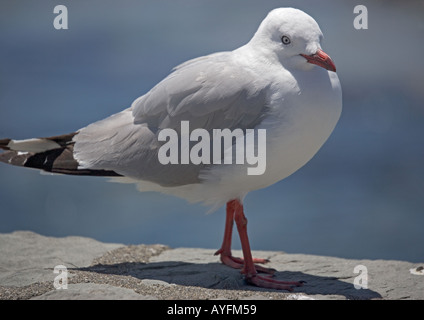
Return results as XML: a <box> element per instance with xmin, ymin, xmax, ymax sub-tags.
<box><xmin>281</xmin><ymin>36</ymin><xmax>291</xmax><ymax>45</ymax></box>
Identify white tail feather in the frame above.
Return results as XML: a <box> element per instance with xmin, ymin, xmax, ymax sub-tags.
<box><xmin>7</xmin><ymin>138</ymin><xmax>61</xmax><ymax>153</ymax></box>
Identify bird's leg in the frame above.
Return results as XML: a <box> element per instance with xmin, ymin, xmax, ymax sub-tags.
<box><xmin>214</xmin><ymin>200</ymin><xmax>240</xmax><ymax>268</ymax></box>
<box><xmin>214</xmin><ymin>199</ymin><xmax>274</xmax><ymax>274</ymax></box>
<box><xmin>233</xmin><ymin>199</ymin><xmax>304</xmax><ymax>291</ymax></box>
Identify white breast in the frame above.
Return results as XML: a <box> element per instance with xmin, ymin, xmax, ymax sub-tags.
<box><xmin>185</xmin><ymin>68</ymin><xmax>342</xmax><ymax>206</ymax></box>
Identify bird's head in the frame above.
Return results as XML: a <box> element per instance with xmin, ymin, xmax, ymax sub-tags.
<box><xmin>250</xmin><ymin>7</ymin><xmax>336</xmax><ymax>72</ymax></box>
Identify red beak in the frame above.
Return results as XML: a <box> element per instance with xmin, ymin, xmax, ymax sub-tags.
<box><xmin>300</xmin><ymin>49</ymin><xmax>336</xmax><ymax>72</ymax></box>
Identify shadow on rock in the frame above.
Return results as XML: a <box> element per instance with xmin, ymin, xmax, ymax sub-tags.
<box><xmin>75</xmin><ymin>261</ymin><xmax>382</xmax><ymax>299</ymax></box>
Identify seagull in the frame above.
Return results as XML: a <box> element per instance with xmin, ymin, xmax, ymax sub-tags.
<box><xmin>0</xmin><ymin>8</ymin><xmax>342</xmax><ymax>290</ymax></box>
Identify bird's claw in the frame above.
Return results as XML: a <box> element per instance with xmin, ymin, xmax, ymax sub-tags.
<box><xmin>215</xmin><ymin>250</ymin><xmax>275</xmax><ymax>274</ymax></box>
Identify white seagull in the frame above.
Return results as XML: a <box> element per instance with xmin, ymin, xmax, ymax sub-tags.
<box><xmin>0</xmin><ymin>8</ymin><xmax>342</xmax><ymax>290</ymax></box>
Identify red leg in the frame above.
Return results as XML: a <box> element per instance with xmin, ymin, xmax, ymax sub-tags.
<box><xmin>214</xmin><ymin>200</ymin><xmax>240</xmax><ymax>269</ymax></box>
<box><xmin>214</xmin><ymin>200</ymin><xmax>273</xmax><ymax>273</ymax></box>
<box><xmin>233</xmin><ymin>199</ymin><xmax>304</xmax><ymax>291</ymax></box>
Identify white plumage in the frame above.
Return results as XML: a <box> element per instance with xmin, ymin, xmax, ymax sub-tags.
<box><xmin>71</xmin><ymin>8</ymin><xmax>342</xmax><ymax>207</ymax></box>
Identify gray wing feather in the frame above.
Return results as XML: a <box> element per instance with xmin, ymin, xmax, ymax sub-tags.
<box><xmin>74</xmin><ymin>52</ymin><xmax>270</xmax><ymax>187</ymax></box>
<box><xmin>132</xmin><ymin>52</ymin><xmax>270</xmax><ymax>132</ymax></box>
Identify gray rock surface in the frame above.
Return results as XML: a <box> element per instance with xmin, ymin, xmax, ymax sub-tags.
<box><xmin>0</xmin><ymin>231</ymin><xmax>422</xmax><ymax>300</ymax></box>
<box><xmin>0</xmin><ymin>231</ymin><xmax>122</xmax><ymax>287</ymax></box>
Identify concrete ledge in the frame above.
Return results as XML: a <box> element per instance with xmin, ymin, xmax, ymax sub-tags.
<box><xmin>0</xmin><ymin>231</ymin><xmax>422</xmax><ymax>300</ymax></box>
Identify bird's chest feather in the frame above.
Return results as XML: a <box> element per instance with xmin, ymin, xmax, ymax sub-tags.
<box><xmin>256</xmin><ymin>68</ymin><xmax>342</xmax><ymax>185</ymax></box>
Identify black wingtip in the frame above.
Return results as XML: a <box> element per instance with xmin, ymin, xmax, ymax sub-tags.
<box><xmin>0</xmin><ymin>133</ymin><xmax>122</xmax><ymax>177</ymax></box>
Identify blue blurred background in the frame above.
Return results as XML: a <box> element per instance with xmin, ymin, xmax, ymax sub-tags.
<box><xmin>0</xmin><ymin>0</ymin><xmax>423</xmax><ymax>262</ymax></box>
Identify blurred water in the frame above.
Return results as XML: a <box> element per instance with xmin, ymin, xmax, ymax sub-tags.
<box><xmin>0</xmin><ymin>0</ymin><xmax>423</xmax><ymax>262</ymax></box>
